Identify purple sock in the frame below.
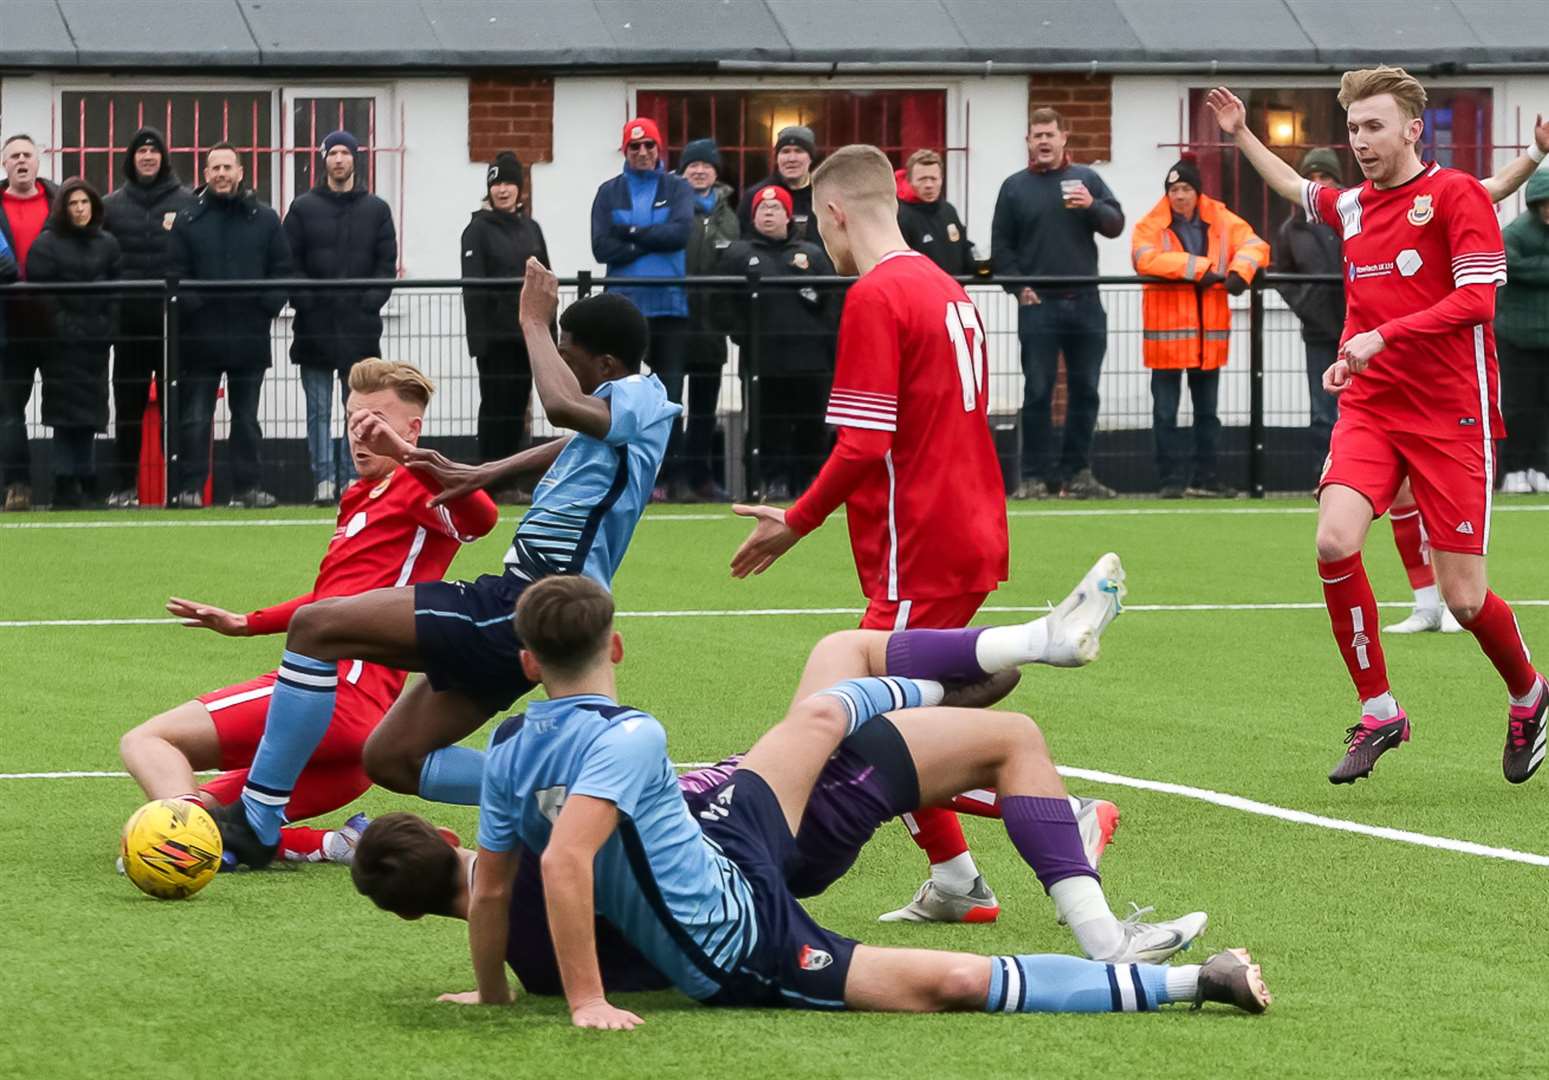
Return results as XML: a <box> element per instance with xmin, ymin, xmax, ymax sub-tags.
<box><xmin>1000</xmin><ymin>795</ymin><xmax>1099</xmax><ymax>892</ymax></box>
<box><xmin>885</xmin><ymin>628</ymin><xmax>990</xmax><ymax>683</ymax></box>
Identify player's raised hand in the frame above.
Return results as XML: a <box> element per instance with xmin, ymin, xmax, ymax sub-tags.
<box><xmin>519</xmin><ymin>256</ymin><xmax>559</xmax><ymax>328</ymax></box>
<box><xmin>730</xmin><ymin>503</ymin><xmax>800</xmax><ymax>578</ymax></box>
<box><xmin>404</xmin><ymin>446</ymin><xmax>491</xmax><ymax>506</ymax></box>
<box><xmin>1204</xmin><ymin>87</ymin><xmax>1247</xmax><ymax>135</ymax></box>
<box><xmin>1337</xmin><ymin>328</ymin><xmax>1385</xmax><ymax>373</ymax></box>
<box><xmin>570</xmin><ymin>1000</ymin><xmax>643</xmax><ymax>1031</ymax></box>
<box><xmin>1322</xmin><ymin>359</ymin><xmax>1353</xmax><ymax>395</ymax></box>
<box><xmin>1534</xmin><ymin>113</ymin><xmax>1549</xmax><ymax>156</ymax></box>
<box><xmin>349</xmin><ymin>409</ymin><xmax>414</xmax><ymax>462</ymax></box>
<box><xmin>166</xmin><ymin>597</ymin><xmax>248</xmax><ymax>636</ymax></box>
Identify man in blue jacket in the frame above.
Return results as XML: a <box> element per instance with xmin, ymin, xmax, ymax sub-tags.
<box><xmin>590</xmin><ymin>118</ymin><xmax>696</xmax><ymax>497</ymax></box>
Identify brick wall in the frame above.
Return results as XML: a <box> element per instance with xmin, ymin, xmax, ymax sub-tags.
<box><xmin>1027</xmin><ymin>74</ymin><xmax>1113</xmax><ymax>163</ymax></box>
<box><xmin>468</xmin><ymin>75</ymin><xmax>554</xmax><ymax>168</ymax></box>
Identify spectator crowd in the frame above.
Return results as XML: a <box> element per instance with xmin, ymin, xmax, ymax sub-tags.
<box><xmin>3</xmin><ymin>104</ymin><xmax>1548</xmax><ymax>511</ymax></box>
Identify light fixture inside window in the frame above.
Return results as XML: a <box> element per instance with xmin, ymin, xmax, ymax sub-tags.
<box><xmin>1266</xmin><ymin>107</ymin><xmax>1297</xmax><ymax>146</ymax></box>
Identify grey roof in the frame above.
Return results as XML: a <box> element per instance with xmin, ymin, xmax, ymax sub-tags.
<box><xmin>4</xmin><ymin>0</ymin><xmax>1549</xmax><ymax>70</ymax></box>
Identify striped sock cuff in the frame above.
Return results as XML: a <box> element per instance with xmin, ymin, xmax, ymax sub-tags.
<box><xmin>985</xmin><ymin>956</ymin><xmax>1026</xmax><ymax>1012</ymax></box>
<box><xmin>819</xmin><ymin>676</ymin><xmax>945</xmax><ymax>736</ymax></box>
<box><xmin>242</xmin><ymin>780</ymin><xmax>292</xmax><ymax>806</ymax></box>
<box><xmin>1105</xmin><ymin>962</ymin><xmax>1153</xmax><ymax>1012</ymax></box>
<box><xmin>277</xmin><ymin>650</ymin><xmax>338</xmax><ymax>691</ymax></box>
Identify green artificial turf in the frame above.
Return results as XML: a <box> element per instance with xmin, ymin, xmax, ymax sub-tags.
<box><xmin>3</xmin><ymin>498</ymin><xmax>1547</xmax><ymax>1079</ymax></box>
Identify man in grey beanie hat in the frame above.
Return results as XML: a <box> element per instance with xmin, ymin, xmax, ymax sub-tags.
<box><xmin>737</xmin><ymin>124</ymin><xmax>819</xmax><ymax>241</ymax></box>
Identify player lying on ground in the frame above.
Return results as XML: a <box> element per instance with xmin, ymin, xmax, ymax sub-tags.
<box><xmin>117</xmin><ymin>360</ymin><xmax>498</xmax><ymax>864</ymax></box>
<box><xmin>211</xmin><ymin>263</ymin><xmax>682</xmax><ymax>868</ymax></box>
<box><xmin>1209</xmin><ymin>69</ymin><xmax>1547</xmax><ymax>785</ymax></box>
<box><xmin>423</xmin><ymin>573</ymin><xmax>1268</xmax><ymax>1026</ymax></box>
<box><xmin>1378</xmin><ymin>112</ymin><xmax>1549</xmax><ymax>636</ymax></box>
<box><xmin>355</xmin><ymin>555</ymin><xmax>1205</xmax><ymax>986</ymax></box>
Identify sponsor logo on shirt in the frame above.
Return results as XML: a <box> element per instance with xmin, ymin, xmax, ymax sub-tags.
<box><xmin>1407</xmin><ymin>194</ymin><xmax>1434</xmax><ymax>227</ymax></box>
<box><xmin>1351</xmin><ymin>261</ymin><xmax>1395</xmax><ymax>280</ymax></box>
<box><xmin>1395</xmin><ymin>249</ymin><xmax>1423</xmax><ymax>277</ymax></box>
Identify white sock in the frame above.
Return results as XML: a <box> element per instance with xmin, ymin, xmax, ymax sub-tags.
<box><xmin>1048</xmin><ymin>876</ymin><xmax>1121</xmax><ymax>958</ymax></box>
<box><xmin>1510</xmin><ymin>677</ymin><xmax>1544</xmax><ymax>710</ymax></box>
<box><xmin>321</xmin><ymin>830</ymin><xmax>349</xmax><ymax>862</ymax></box>
<box><xmin>1414</xmin><ymin>585</ymin><xmax>1440</xmax><ymax>612</ymax></box>
<box><xmin>1165</xmin><ymin>964</ymin><xmax>1201</xmax><ymax>1004</ymax></box>
<box><xmin>916</xmin><ymin>679</ymin><xmax>946</xmax><ymax>708</ymax></box>
<box><xmin>974</xmin><ymin>619</ymin><xmax>1050</xmax><ymax>672</ymax></box>
<box><xmin>929</xmin><ymin>851</ymin><xmax>980</xmax><ymax>893</ymax></box>
<box><xmin>1362</xmin><ymin>692</ymin><xmax>1400</xmax><ymax>721</ymax></box>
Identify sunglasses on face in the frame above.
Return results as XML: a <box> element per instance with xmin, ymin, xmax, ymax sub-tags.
<box><xmin>627</xmin><ymin>140</ymin><xmax>657</xmax><ymax>151</ymax></box>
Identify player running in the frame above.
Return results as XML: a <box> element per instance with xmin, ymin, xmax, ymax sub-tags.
<box><xmin>1208</xmin><ymin>68</ymin><xmax>1547</xmax><ymax>784</ymax></box>
<box><xmin>407</xmin><ymin>572</ymin><xmax>1265</xmax><ymax>1025</ymax></box>
<box><xmin>731</xmin><ymin>144</ymin><xmax>1013</xmax><ymax>924</ymax></box>
<box><xmin>211</xmin><ymin>263</ymin><xmax>682</xmax><ymax>867</ymax></box>
<box><xmin>118</xmin><ymin>360</ymin><xmax>499</xmax><ymax>862</ymax></box>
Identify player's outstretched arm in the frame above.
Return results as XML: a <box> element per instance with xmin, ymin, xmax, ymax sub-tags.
<box><xmin>1205</xmin><ymin>87</ymin><xmax>1305</xmax><ymax>204</ymax></box>
<box><xmin>1482</xmin><ymin>114</ymin><xmax>1549</xmax><ymax>204</ymax></box>
<box><xmin>543</xmin><ymin>795</ymin><xmax>644</xmax><ymax>1031</ymax></box>
<box><xmin>729</xmin><ymin>503</ymin><xmax>800</xmax><ymax>578</ymax></box>
<box><xmin>445</xmin><ymin>845</ymin><xmax>518</xmax><ymax>1006</ymax></box>
<box><xmin>520</xmin><ymin>258</ymin><xmax>612</xmax><ymax>440</ymax></box>
<box><xmin>405</xmin><ymin>436</ymin><xmax>571</xmax><ymax>508</ymax></box>
<box><xmin>166</xmin><ymin>596</ymin><xmax>252</xmax><ymax>636</ymax></box>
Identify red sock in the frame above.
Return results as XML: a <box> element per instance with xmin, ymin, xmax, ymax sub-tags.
<box><xmin>1319</xmin><ymin>553</ymin><xmax>1390</xmax><ymax>700</ymax></box>
<box><xmin>279</xmin><ymin>825</ymin><xmax>329</xmax><ymax>863</ymax></box>
<box><xmin>1390</xmin><ymin>508</ymin><xmax>1435</xmax><ymax>590</ymax></box>
<box><xmin>901</xmin><ymin>806</ymin><xmax>969</xmax><ymax>864</ymax></box>
<box><xmin>947</xmin><ymin>789</ymin><xmax>1002</xmax><ymax>819</ymax></box>
<box><xmin>1462</xmin><ymin>592</ymin><xmax>1539</xmax><ymax>698</ymax></box>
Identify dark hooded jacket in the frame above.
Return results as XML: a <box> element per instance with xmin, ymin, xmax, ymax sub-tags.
<box><xmin>283</xmin><ymin>177</ymin><xmax>397</xmax><ymax>372</ymax></box>
<box><xmin>715</xmin><ymin>227</ymin><xmax>838</xmax><ymax>374</ymax></box>
<box><xmin>460</xmin><ymin>201</ymin><xmax>550</xmax><ymax>358</ymax></box>
<box><xmin>101</xmin><ymin>128</ymin><xmax>194</xmax><ymax>282</ymax></box>
<box><xmin>1273</xmin><ymin>205</ymin><xmax>1345</xmax><ymax>345</ymax></box>
<box><xmin>895</xmin><ymin>168</ymin><xmax>974</xmax><ymax>277</ymax></box>
<box><xmin>168</xmin><ymin>186</ymin><xmax>292</xmax><ymax>370</ymax></box>
<box><xmin>25</xmin><ymin>179</ymin><xmax>122</xmax><ymax>429</ymax></box>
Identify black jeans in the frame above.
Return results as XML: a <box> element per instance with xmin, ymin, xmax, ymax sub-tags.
<box><xmin>1150</xmin><ymin>367</ymin><xmax>1221</xmax><ymax>488</ymax></box>
<box><xmin>474</xmin><ymin>341</ymin><xmax>533</xmax><ymax>465</ymax></box>
<box><xmin>648</xmin><ymin>316</ymin><xmax>720</xmax><ymax>488</ymax></box>
<box><xmin>1500</xmin><ymin>339</ymin><xmax>1549</xmax><ymax>474</ymax></box>
<box><xmin>112</xmin><ymin>301</ymin><xmax>165</xmax><ymax>491</ymax></box>
<box><xmin>1304</xmin><ymin>338</ymin><xmax>1339</xmax><ymax>448</ymax></box>
<box><xmin>176</xmin><ymin>367</ymin><xmax>265</xmax><ymax>496</ymax></box>
<box><xmin>753</xmin><ymin>370</ymin><xmax>829</xmax><ymax>493</ymax></box>
<box><xmin>1017</xmin><ymin>291</ymin><xmax>1108</xmax><ymax>484</ymax></box>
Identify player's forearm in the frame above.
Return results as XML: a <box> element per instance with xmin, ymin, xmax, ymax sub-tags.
<box><xmin>1232</xmin><ymin>126</ymin><xmax>1304</xmax><ymax>203</ymax></box>
<box><xmin>1482</xmin><ymin>154</ymin><xmax>1539</xmax><ymax>204</ymax></box>
<box><xmin>524</xmin><ymin>322</ymin><xmax>610</xmax><ymax>438</ymax></box>
<box><xmin>467</xmin><ymin>894</ymin><xmax>514</xmax><ymax>1004</ymax></box>
<box><xmin>246</xmin><ymin>593</ymin><xmax>313</xmax><ymax>635</ymax></box>
<box><xmin>542</xmin><ymin>849</ymin><xmax>609</xmax><ymax>1011</ymax></box>
<box><xmin>784</xmin><ymin>435</ymin><xmax>883</xmax><ymax>536</ymax></box>
<box><xmin>1376</xmin><ymin>283</ymin><xmax>1497</xmax><ymax>345</ymax></box>
<box><xmin>484</xmin><ymin>436</ymin><xmax>572</xmax><ymax>488</ymax></box>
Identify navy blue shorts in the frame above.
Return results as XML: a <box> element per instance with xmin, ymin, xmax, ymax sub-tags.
<box><xmin>412</xmin><ymin>572</ymin><xmax>538</xmax><ymax>713</ymax></box>
<box><xmin>697</xmin><ymin>769</ymin><xmax>858</xmax><ymax>1010</ymax></box>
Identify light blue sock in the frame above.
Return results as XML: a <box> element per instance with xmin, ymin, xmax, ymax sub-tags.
<box><xmin>984</xmin><ymin>954</ymin><xmax>1177</xmax><ymax>1013</ymax></box>
<box><xmin>418</xmin><ymin>746</ymin><xmax>487</xmax><ymax>805</ymax></box>
<box><xmin>818</xmin><ymin>676</ymin><xmax>945</xmax><ymax>736</ymax></box>
<box><xmin>241</xmin><ymin>650</ymin><xmax>339</xmax><ymax>845</ymax></box>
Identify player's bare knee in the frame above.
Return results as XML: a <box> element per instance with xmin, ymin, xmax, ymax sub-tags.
<box><xmin>1446</xmin><ymin>597</ymin><xmax>1483</xmax><ymax>625</ymax></box>
<box><xmin>937</xmin><ymin>961</ymin><xmax>990</xmax><ymax>1010</ymax></box>
<box><xmin>1003</xmin><ymin>711</ymin><xmax>1049</xmax><ymax>757</ymax></box>
<box><xmin>362</xmin><ymin>731</ymin><xmax>420</xmax><ymax>795</ymax></box>
<box><xmin>286</xmin><ymin>598</ymin><xmax>345</xmax><ymax>658</ymax></box>
<box><xmin>792</xmin><ymin>693</ymin><xmax>852</xmax><ymax>743</ymax></box>
<box><xmin>1315</xmin><ymin>525</ymin><xmax>1359</xmax><ymax>563</ymax></box>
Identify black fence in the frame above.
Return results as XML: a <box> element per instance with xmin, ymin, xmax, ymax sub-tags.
<box><xmin>0</xmin><ymin>272</ymin><xmax>1345</xmax><ymax>508</ymax></box>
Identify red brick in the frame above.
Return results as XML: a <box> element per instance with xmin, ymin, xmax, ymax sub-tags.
<box><xmin>467</xmin><ymin>74</ymin><xmax>555</xmax><ymax>163</ymax></box>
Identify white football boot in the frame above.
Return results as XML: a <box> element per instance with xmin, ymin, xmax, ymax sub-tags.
<box><xmin>1041</xmin><ymin>552</ymin><xmax>1127</xmax><ymax>667</ymax></box>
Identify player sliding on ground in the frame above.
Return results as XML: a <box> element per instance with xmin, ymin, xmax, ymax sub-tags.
<box><xmin>210</xmin><ymin>263</ymin><xmax>681</xmax><ymax>867</ymax></box>
<box><xmin>406</xmin><ymin>572</ymin><xmax>1266</xmax><ymax>1026</ymax></box>
<box><xmin>1209</xmin><ymin>68</ymin><xmax>1547</xmax><ymax>784</ymax></box>
<box><xmin>732</xmin><ymin>144</ymin><xmax>1012</xmax><ymax>925</ymax></box>
<box><xmin>117</xmin><ymin>360</ymin><xmax>498</xmax><ymax>864</ymax></box>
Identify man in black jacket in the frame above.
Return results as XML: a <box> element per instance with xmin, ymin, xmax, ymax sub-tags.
<box><xmin>717</xmin><ymin>183</ymin><xmax>837</xmax><ymax>499</ymax></box>
<box><xmin>101</xmin><ymin>127</ymin><xmax>193</xmax><ymax>507</ymax></box>
<box><xmin>737</xmin><ymin>125</ymin><xmax>819</xmax><ymax>242</ymax></box>
<box><xmin>897</xmin><ymin>149</ymin><xmax>974</xmax><ymax>277</ymax></box>
<box><xmin>284</xmin><ymin>130</ymin><xmax>397</xmax><ymax>504</ymax></box>
<box><xmin>1272</xmin><ymin>147</ymin><xmax>1344</xmax><ymax>451</ymax></box>
<box><xmin>461</xmin><ymin>151</ymin><xmax>551</xmax><ymax>477</ymax></box>
<box><xmin>167</xmin><ymin>142</ymin><xmax>292</xmax><ymax>508</ymax></box>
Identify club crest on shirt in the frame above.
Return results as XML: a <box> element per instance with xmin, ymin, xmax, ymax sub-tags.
<box><xmin>370</xmin><ymin>475</ymin><xmax>393</xmax><ymax>499</ymax></box>
<box><xmin>947</xmin><ymin>223</ymin><xmax>960</xmax><ymax>242</ymax></box>
<box><xmin>1407</xmin><ymin>194</ymin><xmax>1434</xmax><ymax>227</ymax></box>
<box><xmin>792</xmin><ymin>251</ymin><xmax>809</xmax><ymax>270</ymax></box>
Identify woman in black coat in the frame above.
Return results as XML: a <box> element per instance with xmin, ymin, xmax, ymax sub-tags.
<box><xmin>27</xmin><ymin>178</ymin><xmax>122</xmax><ymax>507</ymax></box>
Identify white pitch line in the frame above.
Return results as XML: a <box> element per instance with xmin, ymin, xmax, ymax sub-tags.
<box><xmin>7</xmin><ymin>599</ymin><xmax>1549</xmax><ymax>629</ymax></box>
<box><xmin>6</xmin><ymin>761</ymin><xmax>1544</xmax><ymax>869</ymax></box>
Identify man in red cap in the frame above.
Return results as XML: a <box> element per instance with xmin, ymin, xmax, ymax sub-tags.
<box><xmin>591</xmin><ymin>118</ymin><xmax>697</xmax><ymax>498</ymax></box>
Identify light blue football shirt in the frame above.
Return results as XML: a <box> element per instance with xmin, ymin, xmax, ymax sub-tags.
<box><xmin>478</xmin><ymin>694</ymin><xmax>758</xmax><ymax>1001</ymax></box>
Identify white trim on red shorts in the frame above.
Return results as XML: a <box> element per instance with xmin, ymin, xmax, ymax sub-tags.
<box><xmin>202</xmin><ymin>684</ymin><xmax>274</xmax><ymax>712</ymax></box>
<box><xmin>1474</xmin><ymin>325</ymin><xmax>1493</xmax><ymax>554</ymax></box>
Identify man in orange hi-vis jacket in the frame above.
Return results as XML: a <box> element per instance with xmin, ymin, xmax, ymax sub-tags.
<box><xmin>1132</xmin><ymin>157</ymin><xmax>1269</xmax><ymax>497</ymax></box>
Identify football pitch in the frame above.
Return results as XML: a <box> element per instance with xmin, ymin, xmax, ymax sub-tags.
<box><xmin>4</xmin><ymin>498</ymin><xmax>1548</xmax><ymax>1079</ymax></box>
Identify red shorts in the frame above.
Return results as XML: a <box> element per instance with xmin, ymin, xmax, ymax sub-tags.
<box><xmin>861</xmin><ymin>592</ymin><xmax>990</xmax><ymax>631</ymax></box>
<box><xmin>1319</xmin><ymin>413</ymin><xmax>1492</xmax><ymax>556</ymax></box>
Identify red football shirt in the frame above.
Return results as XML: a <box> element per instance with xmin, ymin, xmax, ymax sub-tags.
<box><xmin>1303</xmin><ymin>163</ymin><xmax>1506</xmax><ymax>439</ymax></box>
<box><xmin>785</xmin><ymin>250</ymin><xmax>1008</xmax><ymax>600</ymax></box>
<box><xmin>245</xmin><ymin>468</ymin><xmax>500</xmax><ymax>715</ymax></box>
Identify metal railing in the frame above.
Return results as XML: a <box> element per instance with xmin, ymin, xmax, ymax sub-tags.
<box><xmin>0</xmin><ymin>272</ymin><xmax>1348</xmax><ymax>506</ymax></box>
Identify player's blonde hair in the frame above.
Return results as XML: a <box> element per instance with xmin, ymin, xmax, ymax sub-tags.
<box><xmin>1338</xmin><ymin>66</ymin><xmax>1428</xmax><ymax>122</ymax></box>
<box><xmin>812</xmin><ymin>144</ymin><xmax>897</xmax><ymax>210</ymax></box>
<box><xmin>347</xmin><ymin>358</ymin><xmax>436</xmax><ymax>410</ymax></box>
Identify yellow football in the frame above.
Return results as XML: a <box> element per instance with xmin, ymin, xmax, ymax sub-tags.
<box><xmin>120</xmin><ymin>799</ymin><xmax>223</xmax><ymax>900</ymax></box>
